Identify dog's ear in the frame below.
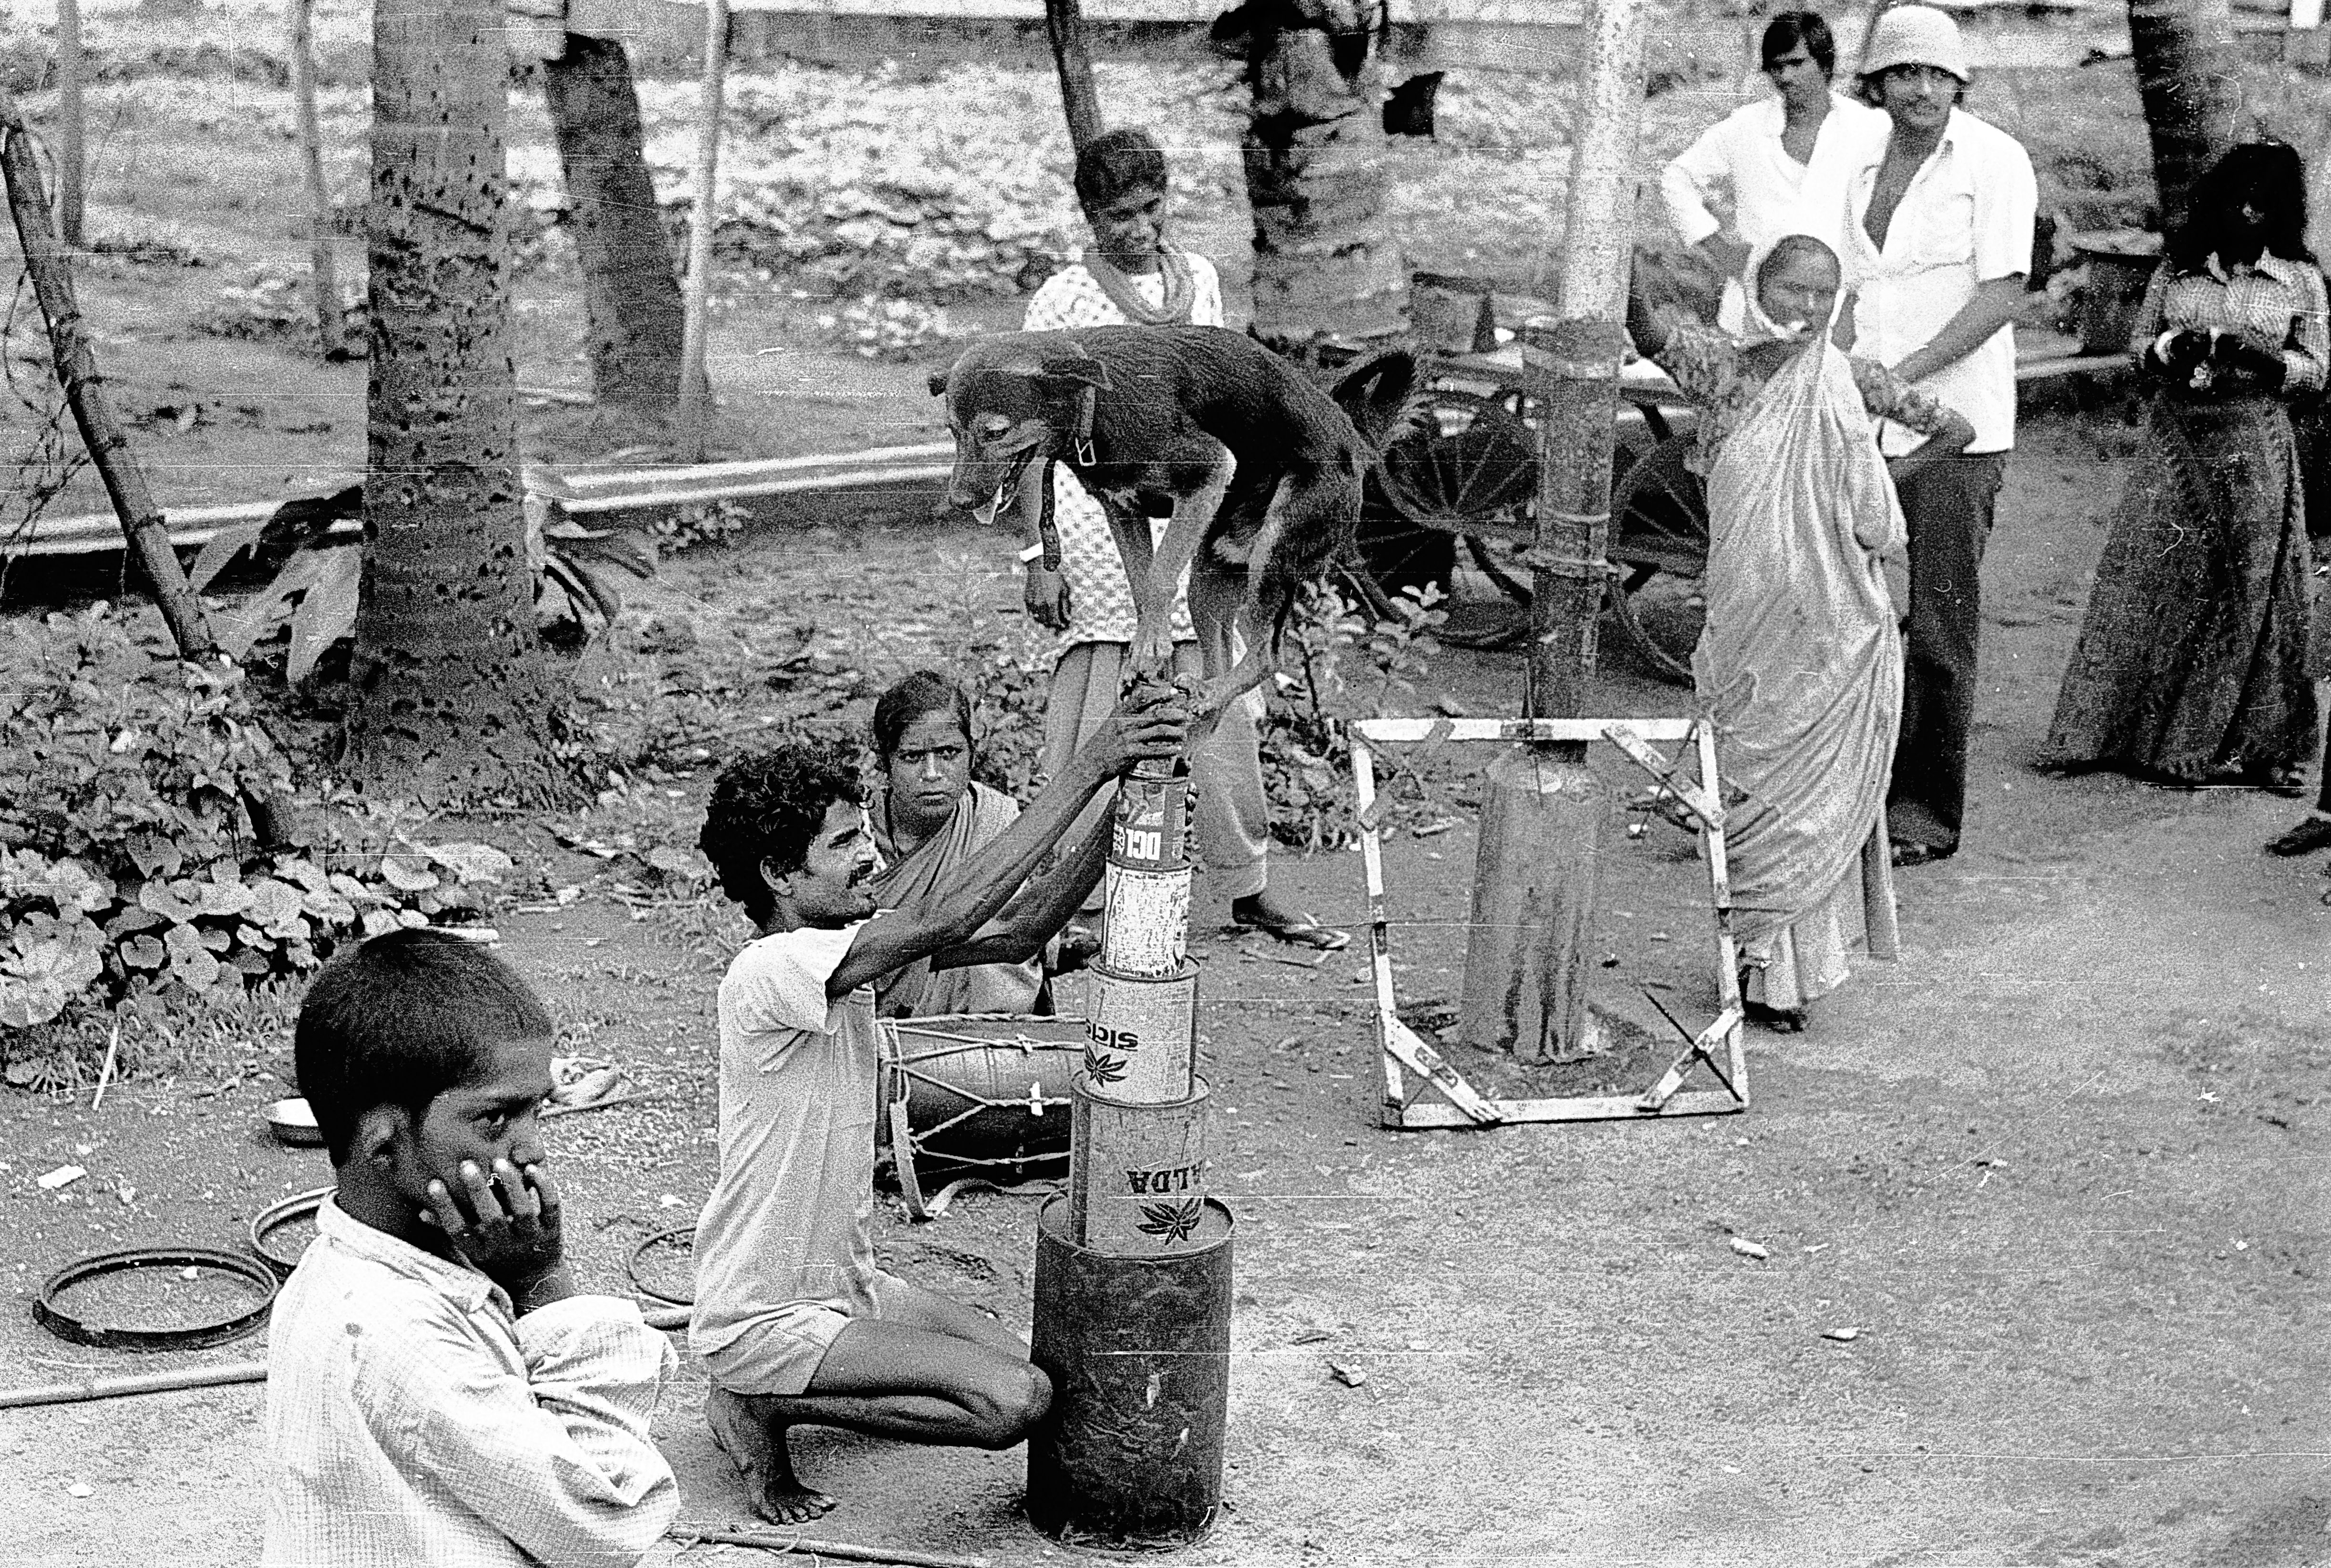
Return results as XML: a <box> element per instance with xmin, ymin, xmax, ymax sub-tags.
<box><xmin>927</xmin><ymin>368</ymin><xmax>951</xmax><ymax>398</ymax></box>
<box><xmin>1038</xmin><ymin>344</ymin><xmax>1111</xmax><ymax>393</ymax></box>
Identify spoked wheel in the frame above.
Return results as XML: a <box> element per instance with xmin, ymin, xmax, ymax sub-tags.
<box><xmin>1605</xmin><ymin>433</ymin><xmax>1710</xmax><ymax>686</ymax></box>
<box><xmin>1373</xmin><ymin>390</ymin><xmax>1538</xmax><ymax>591</ymax></box>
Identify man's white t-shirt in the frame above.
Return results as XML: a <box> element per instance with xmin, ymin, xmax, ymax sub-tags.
<box><xmin>690</xmin><ymin>920</ymin><xmax>881</xmax><ymax>1369</ymax></box>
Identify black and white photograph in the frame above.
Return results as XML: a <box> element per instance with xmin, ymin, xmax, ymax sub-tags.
<box><xmin>0</xmin><ymin>0</ymin><xmax>2326</xmax><ymax>1561</ymax></box>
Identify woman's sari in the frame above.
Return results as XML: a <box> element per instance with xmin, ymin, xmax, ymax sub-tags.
<box><xmin>1688</xmin><ymin>323</ymin><xmax>1906</xmax><ymax>1008</ymax></box>
<box><xmin>868</xmin><ymin>781</ymin><xmax>1045</xmax><ymax>1019</ymax></box>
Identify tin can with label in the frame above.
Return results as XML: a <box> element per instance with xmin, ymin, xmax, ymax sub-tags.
<box><xmin>1068</xmin><ymin>1074</ymin><xmax>1213</xmax><ymax>1256</ymax></box>
<box><xmin>1100</xmin><ymin>864</ymin><xmax>1188</xmax><ymax>977</ymax></box>
<box><xmin>1080</xmin><ymin>960</ymin><xmax>1198</xmax><ymax>1104</ymax></box>
<box><xmin>1111</xmin><ymin>769</ymin><xmax>1191</xmax><ymax>873</ymax></box>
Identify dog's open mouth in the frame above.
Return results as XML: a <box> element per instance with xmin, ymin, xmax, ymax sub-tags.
<box><xmin>972</xmin><ymin>449</ymin><xmax>1040</xmax><ymax>527</ymax></box>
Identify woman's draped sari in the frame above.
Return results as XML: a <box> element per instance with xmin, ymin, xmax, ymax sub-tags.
<box><xmin>868</xmin><ymin>781</ymin><xmax>1045</xmax><ymax>1019</ymax></box>
<box><xmin>1696</xmin><ymin>330</ymin><xmax>1905</xmax><ymax>1008</ymax></box>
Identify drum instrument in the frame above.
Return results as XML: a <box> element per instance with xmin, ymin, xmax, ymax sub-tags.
<box><xmin>879</xmin><ymin>1014</ymin><xmax>1086</xmax><ymax>1219</ymax></box>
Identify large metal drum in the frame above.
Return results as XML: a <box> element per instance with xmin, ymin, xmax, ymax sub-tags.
<box><xmin>877</xmin><ymin>1015</ymin><xmax>1086</xmax><ymax>1178</ymax></box>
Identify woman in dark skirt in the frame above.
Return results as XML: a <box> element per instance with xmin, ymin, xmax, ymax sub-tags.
<box><xmin>2044</xmin><ymin>143</ymin><xmax>2327</xmax><ymax>792</ymax></box>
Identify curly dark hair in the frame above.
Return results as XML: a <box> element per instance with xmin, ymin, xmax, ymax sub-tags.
<box><xmin>699</xmin><ymin>740</ymin><xmax>866</xmax><ymax>927</ymax></box>
<box><xmin>871</xmin><ymin>670</ymin><xmax>973</xmax><ymax>763</ymax></box>
<box><xmin>2168</xmin><ymin>141</ymin><xmax>2315</xmax><ymax>276</ymax></box>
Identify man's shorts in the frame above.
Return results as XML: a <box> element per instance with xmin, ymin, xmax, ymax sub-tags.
<box><xmin>698</xmin><ymin>1269</ymin><xmax>905</xmax><ymax>1398</ymax></box>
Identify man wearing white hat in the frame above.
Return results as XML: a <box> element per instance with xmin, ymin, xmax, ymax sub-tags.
<box><xmin>1795</xmin><ymin>2</ymin><xmax>2038</xmax><ymax>866</ymax></box>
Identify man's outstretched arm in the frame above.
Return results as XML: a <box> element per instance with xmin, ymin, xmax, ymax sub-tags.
<box><xmin>929</xmin><ymin>805</ymin><xmax>1113</xmax><ymax>971</ymax></box>
<box><xmin>825</xmin><ymin>681</ymin><xmax>1186</xmax><ymax>998</ymax></box>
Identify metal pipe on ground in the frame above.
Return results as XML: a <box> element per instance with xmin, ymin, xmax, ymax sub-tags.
<box><xmin>0</xmin><ymin>1305</ymin><xmax>690</xmax><ymax>1408</ymax></box>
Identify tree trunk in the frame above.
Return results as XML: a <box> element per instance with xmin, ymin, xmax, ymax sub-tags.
<box><xmin>543</xmin><ymin>32</ymin><xmax>687</xmax><ymax>416</ymax></box>
<box><xmin>2127</xmin><ymin>0</ymin><xmax>2241</xmax><ymax>231</ymax></box>
<box><xmin>1045</xmin><ymin>0</ymin><xmax>1104</xmax><ymax>155</ymax></box>
<box><xmin>346</xmin><ymin>0</ymin><xmax>569</xmax><ymax>805</ymax></box>
<box><xmin>285</xmin><ymin>0</ymin><xmax>348</xmax><ymax>360</ymax></box>
<box><xmin>54</xmin><ymin>0</ymin><xmax>84</xmax><ymax>248</ymax></box>
<box><xmin>1241</xmin><ymin>0</ymin><xmax>1408</xmax><ymax>355</ymax></box>
<box><xmin>676</xmin><ymin>0</ymin><xmax>728</xmax><ymax>457</ymax></box>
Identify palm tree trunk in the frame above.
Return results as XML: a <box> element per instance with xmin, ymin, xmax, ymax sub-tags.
<box><xmin>1240</xmin><ymin>0</ymin><xmax>1408</xmax><ymax>355</ymax></box>
<box><xmin>1045</xmin><ymin>0</ymin><xmax>1104</xmax><ymax>155</ymax></box>
<box><xmin>346</xmin><ymin>0</ymin><xmax>568</xmax><ymax>805</ymax></box>
<box><xmin>543</xmin><ymin>32</ymin><xmax>688</xmax><ymax>417</ymax></box>
<box><xmin>2127</xmin><ymin>0</ymin><xmax>2240</xmax><ymax>231</ymax></box>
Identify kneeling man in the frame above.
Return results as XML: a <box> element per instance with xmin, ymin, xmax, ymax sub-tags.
<box><xmin>689</xmin><ymin>677</ymin><xmax>1187</xmax><ymax>1523</ymax></box>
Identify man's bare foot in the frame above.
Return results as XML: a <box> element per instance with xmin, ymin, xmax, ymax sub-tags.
<box><xmin>706</xmin><ymin>1385</ymin><xmax>837</xmax><ymax>1525</ymax></box>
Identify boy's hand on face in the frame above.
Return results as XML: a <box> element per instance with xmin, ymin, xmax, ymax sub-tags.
<box><xmin>423</xmin><ymin>1158</ymin><xmax>577</xmax><ymax>1315</ymax></box>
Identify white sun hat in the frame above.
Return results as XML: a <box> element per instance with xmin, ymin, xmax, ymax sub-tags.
<box><xmin>1860</xmin><ymin>5</ymin><xmax>1972</xmax><ymax>83</ymax></box>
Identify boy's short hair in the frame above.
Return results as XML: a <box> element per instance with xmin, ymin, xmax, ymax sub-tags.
<box><xmin>1761</xmin><ymin>11</ymin><xmax>1836</xmax><ymax>76</ymax></box>
<box><xmin>295</xmin><ymin>929</ymin><xmax>555</xmax><ymax>1166</ymax></box>
<box><xmin>1074</xmin><ymin>128</ymin><xmax>1169</xmax><ymax>213</ymax></box>
<box><xmin>700</xmin><ymin>739</ymin><xmax>867</xmax><ymax>926</ymax></box>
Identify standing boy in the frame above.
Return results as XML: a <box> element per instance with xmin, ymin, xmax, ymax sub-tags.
<box><xmin>262</xmin><ymin>929</ymin><xmax>678</xmax><ymax>1568</ymax></box>
<box><xmin>1022</xmin><ymin>127</ymin><xmax>1347</xmax><ymax>949</ymax></box>
<box><xmin>1796</xmin><ymin>4</ymin><xmax>2037</xmax><ymax>865</ymax></box>
<box><xmin>1660</xmin><ymin>11</ymin><xmax>1878</xmax><ymax>333</ymax></box>
<box><xmin>689</xmin><ymin>680</ymin><xmax>1186</xmax><ymax>1524</ymax></box>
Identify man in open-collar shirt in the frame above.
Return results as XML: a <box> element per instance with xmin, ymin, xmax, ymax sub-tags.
<box><xmin>1660</xmin><ymin>10</ymin><xmax>1881</xmax><ymax>334</ymax></box>
<box><xmin>1795</xmin><ymin>4</ymin><xmax>2037</xmax><ymax>865</ymax></box>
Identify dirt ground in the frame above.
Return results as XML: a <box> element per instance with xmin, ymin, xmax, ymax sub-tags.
<box><xmin>6</xmin><ymin>412</ymin><xmax>2329</xmax><ymax>1568</ymax></box>
<box><xmin>4</xmin><ymin>21</ymin><xmax>2331</xmax><ymax>1568</ymax></box>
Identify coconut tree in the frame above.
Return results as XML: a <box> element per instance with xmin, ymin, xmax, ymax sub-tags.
<box><xmin>542</xmin><ymin>32</ymin><xmax>689</xmax><ymax>419</ymax></box>
<box><xmin>2126</xmin><ymin>0</ymin><xmax>2241</xmax><ymax>229</ymax></box>
<box><xmin>1236</xmin><ymin>0</ymin><xmax>1408</xmax><ymax>354</ymax></box>
<box><xmin>345</xmin><ymin>0</ymin><xmax>569</xmax><ymax>804</ymax></box>
<box><xmin>1044</xmin><ymin>0</ymin><xmax>1104</xmax><ymax>154</ymax></box>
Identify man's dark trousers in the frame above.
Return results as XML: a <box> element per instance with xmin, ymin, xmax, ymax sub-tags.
<box><xmin>1889</xmin><ymin>451</ymin><xmax>2010</xmax><ymax>857</ymax></box>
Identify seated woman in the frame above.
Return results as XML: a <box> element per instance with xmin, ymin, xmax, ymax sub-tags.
<box><xmin>2047</xmin><ymin>142</ymin><xmax>2326</xmax><ymax>802</ymax></box>
<box><xmin>1629</xmin><ymin>236</ymin><xmax>1975</xmax><ymax>1029</ymax></box>
<box><xmin>866</xmin><ymin>671</ymin><xmax>1066</xmax><ymax>1019</ymax></box>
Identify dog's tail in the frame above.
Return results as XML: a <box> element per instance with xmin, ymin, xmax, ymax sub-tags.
<box><xmin>1328</xmin><ymin>348</ymin><xmax>1426</xmax><ymax>455</ymax></box>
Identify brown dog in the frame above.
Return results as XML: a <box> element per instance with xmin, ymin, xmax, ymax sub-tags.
<box><xmin>930</xmin><ymin>325</ymin><xmax>1416</xmax><ymax>722</ymax></box>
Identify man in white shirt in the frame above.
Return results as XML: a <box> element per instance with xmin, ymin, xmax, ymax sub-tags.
<box><xmin>1660</xmin><ymin>11</ymin><xmax>1878</xmax><ymax>334</ymax></box>
<box><xmin>1795</xmin><ymin>4</ymin><xmax>2037</xmax><ymax>865</ymax></box>
<box><xmin>688</xmin><ymin>681</ymin><xmax>1186</xmax><ymax>1525</ymax></box>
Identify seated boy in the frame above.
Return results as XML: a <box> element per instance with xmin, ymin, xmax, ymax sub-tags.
<box><xmin>689</xmin><ymin>677</ymin><xmax>1187</xmax><ymax>1524</ymax></box>
<box><xmin>262</xmin><ymin>929</ymin><xmax>679</xmax><ymax>1568</ymax></box>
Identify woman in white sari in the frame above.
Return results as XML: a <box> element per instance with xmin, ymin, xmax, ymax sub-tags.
<box><xmin>1629</xmin><ymin>236</ymin><xmax>1974</xmax><ymax>1028</ymax></box>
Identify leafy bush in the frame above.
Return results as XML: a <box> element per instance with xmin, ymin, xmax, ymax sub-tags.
<box><xmin>0</xmin><ymin>607</ymin><xmax>512</xmax><ymax>1082</ymax></box>
<box><xmin>1259</xmin><ymin>582</ymin><xmax>1451</xmax><ymax>852</ymax></box>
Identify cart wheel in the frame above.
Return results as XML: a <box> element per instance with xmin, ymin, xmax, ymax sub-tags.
<box><xmin>1365</xmin><ymin>389</ymin><xmax>1537</xmax><ymax>605</ymax></box>
<box><xmin>1606</xmin><ymin>433</ymin><xmax>1708</xmax><ymax>686</ymax></box>
<box><xmin>1379</xmin><ymin>390</ymin><xmax>1537</xmax><ymax>539</ymax></box>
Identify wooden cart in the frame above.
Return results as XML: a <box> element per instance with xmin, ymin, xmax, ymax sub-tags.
<box><xmin>1356</xmin><ymin>332</ymin><xmax>1709</xmax><ymax>684</ymax></box>
<box><xmin>1357</xmin><ymin>300</ymin><xmax>2125</xmax><ymax>685</ymax></box>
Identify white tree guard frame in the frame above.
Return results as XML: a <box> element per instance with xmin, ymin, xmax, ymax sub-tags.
<box><xmin>1350</xmin><ymin>716</ymin><xmax>1749</xmax><ymax>1129</ymax></box>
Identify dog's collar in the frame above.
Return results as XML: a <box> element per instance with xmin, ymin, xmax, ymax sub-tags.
<box><xmin>1069</xmin><ymin>384</ymin><xmax>1097</xmax><ymax>467</ymax></box>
